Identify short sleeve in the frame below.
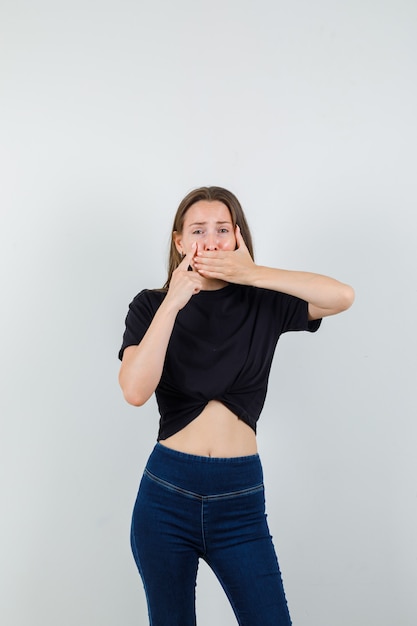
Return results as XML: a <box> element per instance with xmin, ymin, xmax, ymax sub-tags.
<box><xmin>118</xmin><ymin>290</ymin><xmax>164</xmax><ymax>360</ymax></box>
<box><xmin>276</xmin><ymin>292</ymin><xmax>322</xmax><ymax>334</ymax></box>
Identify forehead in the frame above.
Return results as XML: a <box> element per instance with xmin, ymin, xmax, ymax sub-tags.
<box><xmin>183</xmin><ymin>200</ymin><xmax>232</xmax><ymax>225</ymax></box>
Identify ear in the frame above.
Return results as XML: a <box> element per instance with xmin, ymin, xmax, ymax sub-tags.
<box><xmin>173</xmin><ymin>231</ymin><xmax>183</xmax><ymax>255</ymax></box>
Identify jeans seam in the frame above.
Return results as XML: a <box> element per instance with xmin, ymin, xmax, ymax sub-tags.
<box><xmin>201</xmin><ymin>500</ymin><xmax>207</xmax><ymax>555</ymax></box>
<box><xmin>144</xmin><ymin>469</ymin><xmax>201</xmax><ymax>500</ymax></box>
<box><xmin>130</xmin><ymin>522</ymin><xmax>153</xmax><ymax>625</ymax></box>
<box><xmin>144</xmin><ymin>468</ymin><xmax>264</xmax><ymax>501</ymax></box>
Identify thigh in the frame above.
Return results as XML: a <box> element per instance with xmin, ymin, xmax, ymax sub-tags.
<box><xmin>131</xmin><ymin>472</ymin><xmax>202</xmax><ymax>626</ymax></box>
<box><xmin>205</xmin><ymin>488</ymin><xmax>292</xmax><ymax>626</ymax></box>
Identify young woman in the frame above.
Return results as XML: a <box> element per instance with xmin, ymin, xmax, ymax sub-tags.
<box><xmin>118</xmin><ymin>186</ymin><xmax>354</xmax><ymax>626</ymax></box>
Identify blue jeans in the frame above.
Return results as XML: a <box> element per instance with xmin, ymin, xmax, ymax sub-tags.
<box><xmin>130</xmin><ymin>443</ymin><xmax>292</xmax><ymax>626</ymax></box>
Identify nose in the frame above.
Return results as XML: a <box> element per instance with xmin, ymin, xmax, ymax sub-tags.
<box><xmin>204</xmin><ymin>234</ymin><xmax>218</xmax><ymax>251</ymax></box>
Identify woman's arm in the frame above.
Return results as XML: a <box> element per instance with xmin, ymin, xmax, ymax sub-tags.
<box><xmin>119</xmin><ymin>300</ymin><xmax>179</xmax><ymax>406</ymax></box>
<box><xmin>119</xmin><ymin>249</ymin><xmax>204</xmax><ymax>406</ymax></box>
<box><xmin>193</xmin><ymin>226</ymin><xmax>354</xmax><ymax>319</ymax></box>
<box><xmin>249</xmin><ymin>266</ymin><xmax>354</xmax><ymax>319</ymax></box>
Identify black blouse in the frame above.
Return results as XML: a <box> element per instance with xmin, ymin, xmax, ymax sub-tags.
<box><xmin>119</xmin><ymin>283</ymin><xmax>321</xmax><ymax>440</ymax></box>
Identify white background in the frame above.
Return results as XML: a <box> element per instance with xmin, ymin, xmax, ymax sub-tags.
<box><xmin>1</xmin><ymin>1</ymin><xmax>416</xmax><ymax>624</ymax></box>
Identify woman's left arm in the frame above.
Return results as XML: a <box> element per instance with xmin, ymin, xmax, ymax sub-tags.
<box><xmin>194</xmin><ymin>226</ymin><xmax>355</xmax><ymax>320</ymax></box>
<box><xmin>249</xmin><ymin>266</ymin><xmax>355</xmax><ymax>319</ymax></box>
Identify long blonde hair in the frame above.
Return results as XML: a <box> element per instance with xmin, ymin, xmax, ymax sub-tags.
<box><xmin>163</xmin><ymin>186</ymin><xmax>255</xmax><ymax>289</ymax></box>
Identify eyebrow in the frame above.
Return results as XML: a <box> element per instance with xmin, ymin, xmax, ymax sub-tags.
<box><xmin>188</xmin><ymin>221</ymin><xmax>232</xmax><ymax>227</ymax></box>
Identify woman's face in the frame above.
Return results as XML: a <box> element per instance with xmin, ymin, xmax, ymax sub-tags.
<box><xmin>174</xmin><ymin>200</ymin><xmax>236</xmax><ymax>256</ymax></box>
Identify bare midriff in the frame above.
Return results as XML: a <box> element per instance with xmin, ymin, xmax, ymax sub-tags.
<box><xmin>159</xmin><ymin>400</ymin><xmax>258</xmax><ymax>458</ymax></box>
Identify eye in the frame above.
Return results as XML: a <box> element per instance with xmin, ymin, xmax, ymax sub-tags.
<box><xmin>192</xmin><ymin>229</ymin><xmax>204</xmax><ymax>235</ymax></box>
<box><xmin>219</xmin><ymin>228</ymin><xmax>229</xmax><ymax>233</ymax></box>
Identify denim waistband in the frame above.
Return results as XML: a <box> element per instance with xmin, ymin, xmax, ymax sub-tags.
<box><xmin>144</xmin><ymin>443</ymin><xmax>264</xmax><ymax>497</ymax></box>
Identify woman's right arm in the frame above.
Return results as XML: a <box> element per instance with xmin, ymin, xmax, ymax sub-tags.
<box><xmin>118</xmin><ymin>249</ymin><xmax>203</xmax><ymax>406</ymax></box>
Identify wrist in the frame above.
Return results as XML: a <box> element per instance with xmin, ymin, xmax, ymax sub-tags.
<box><xmin>160</xmin><ymin>293</ymin><xmax>182</xmax><ymax>317</ymax></box>
<box><xmin>249</xmin><ymin>264</ymin><xmax>268</xmax><ymax>288</ymax></box>
<box><xmin>250</xmin><ymin>265</ymin><xmax>286</xmax><ymax>290</ymax></box>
